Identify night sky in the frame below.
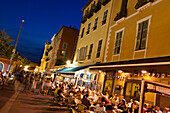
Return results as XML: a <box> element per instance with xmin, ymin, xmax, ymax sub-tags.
<box><xmin>0</xmin><ymin>0</ymin><xmax>89</xmax><ymax>62</ymax></box>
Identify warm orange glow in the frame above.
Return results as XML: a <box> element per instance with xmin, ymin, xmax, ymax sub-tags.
<box><xmin>141</xmin><ymin>70</ymin><xmax>147</xmax><ymax>74</ymax></box>
<box><xmin>118</xmin><ymin>70</ymin><xmax>123</xmax><ymax>73</ymax></box>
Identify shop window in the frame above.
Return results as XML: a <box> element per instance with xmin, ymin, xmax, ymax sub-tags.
<box><xmin>0</xmin><ymin>63</ymin><xmax>4</xmax><ymax>72</ymax></box>
<box><xmin>94</xmin><ymin>74</ymin><xmax>97</xmax><ymax>80</ymax></box>
<box><xmin>81</xmin><ymin>27</ymin><xmax>85</xmax><ymax>38</ymax></box>
<box><xmin>86</xmin><ymin>23</ymin><xmax>91</xmax><ymax>35</ymax></box>
<box><xmin>80</xmin><ymin>73</ymin><xmax>84</xmax><ymax>78</ymax></box>
<box><xmin>93</xmin><ymin>17</ymin><xmax>98</xmax><ymax>31</ymax></box>
<box><xmin>96</xmin><ymin>39</ymin><xmax>103</xmax><ymax>58</ymax></box>
<box><xmin>135</xmin><ymin>20</ymin><xmax>149</xmax><ymax>51</ymax></box>
<box><xmin>88</xmin><ymin>44</ymin><xmax>93</xmax><ymax>60</ymax></box>
<box><xmin>86</xmin><ymin>74</ymin><xmax>92</xmax><ymax>80</ymax></box>
<box><xmin>114</xmin><ymin>30</ymin><xmax>124</xmax><ymax>55</ymax></box>
<box><xmin>102</xmin><ymin>10</ymin><xmax>108</xmax><ymax>25</ymax></box>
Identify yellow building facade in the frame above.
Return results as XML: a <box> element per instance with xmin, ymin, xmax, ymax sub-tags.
<box><xmin>72</xmin><ymin>0</ymin><xmax>114</xmax><ymax>90</ymax></box>
<box><xmin>40</xmin><ymin>40</ymin><xmax>51</xmax><ymax>73</ymax></box>
<box><xmin>90</xmin><ymin>0</ymin><xmax>170</xmax><ymax>109</ymax></box>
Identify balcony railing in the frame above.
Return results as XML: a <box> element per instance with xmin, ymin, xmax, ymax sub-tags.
<box><xmin>114</xmin><ymin>9</ymin><xmax>127</xmax><ymax>22</ymax></box>
<box><xmin>94</xmin><ymin>0</ymin><xmax>102</xmax><ymax>13</ymax></box>
<box><xmin>102</xmin><ymin>0</ymin><xmax>111</xmax><ymax>6</ymax></box>
<box><xmin>135</xmin><ymin>0</ymin><xmax>154</xmax><ymax>9</ymax></box>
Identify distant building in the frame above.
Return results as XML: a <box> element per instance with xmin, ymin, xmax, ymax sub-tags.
<box><xmin>0</xmin><ymin>56</ymin><xmax>19</xmax><ymax>73</ymax></box>
<box><xmin>46</xmin><ymin>26</ymin><xmax>79</xmax><ymax>72</ymax></box>
<box><xmin>40</xmin><ymin>39</ymin><xmax>51</xmax><ymax>73</ymax></box>
<box><xmin>71</xmin><ymin>0</ymin><xmax>114</xmax><ymax>89</ymax></box>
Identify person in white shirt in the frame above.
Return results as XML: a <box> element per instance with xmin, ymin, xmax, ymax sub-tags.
<box><xmin>156</xmin><ymin>106</ymin><xmax>163</xmax><ymax>113</ymax></box>
<box><xmin>95</xmin><ymin>102</ymin><xmax>106</xmax><ymax>113</ymax></box>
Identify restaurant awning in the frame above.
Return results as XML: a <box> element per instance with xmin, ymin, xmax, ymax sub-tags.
<box><xmin>89</xmin><ymin>56</ymin><xmax>170</xmax><ymax>73</ymax></box>
<box><xmin>54</xmin><ymin>65</ymin><xmax>91</xmax><ymax>75</ymax></box>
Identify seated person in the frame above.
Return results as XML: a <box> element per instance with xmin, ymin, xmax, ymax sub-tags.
<box><xmin>101</xmin><ymin>96</ymin><xmax>111</xmax><ymax>106</ymax></box>
<box><xmin>82</xmin><ymin>94</ymin><xmax>91</xmax><ymax>110</ymax></box>
<box><xmin>57</xmin><ymin>86</ymin><xmax>64</xmax><ymax>98</ymax></box>
<box><xmin>95</xmin><ymin>102</ymin><xmax>106</xmax><ymax>113</ymax></box>
<box><xmin>117</xmin><ymin>100</ymin><xmax>128</xmax><ymax>113</ymax></box>
<box><xmin>106</xmin><ymin>105</ymin><xmax>113</xmax><ymax>113</ymax></box>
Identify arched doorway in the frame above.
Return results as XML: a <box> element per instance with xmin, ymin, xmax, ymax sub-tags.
<box><xmin>0</xmin><ymin>62</ymin><xmax>4</xmax><ymax>72</ymax></box>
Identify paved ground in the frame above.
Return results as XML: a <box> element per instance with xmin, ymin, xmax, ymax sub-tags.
<box><xmin>0</xmin><ymin>81</ymin><xmax>72</xmax><ymax>113</ymax></box>
<box><xmin>0</xmin><ymin>85</ymin><xmax>15</xmax><ymax>109</ymax></box>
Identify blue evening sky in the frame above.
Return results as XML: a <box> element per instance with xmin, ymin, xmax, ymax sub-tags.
<box><xmin>0</xmin><ymin>0</ymin><xmax>89</xmax><ymax>62</ymax></box>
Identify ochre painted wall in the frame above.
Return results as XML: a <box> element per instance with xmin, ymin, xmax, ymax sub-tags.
<box><xmin>73</xmin><ymin>0</ymin><xmax>114</xmax><ymax>65</ymax></box>
<box><xmin>106</xmin><ymin>0</ymin><xmax>170</xmax><ymax>62</ymax></box>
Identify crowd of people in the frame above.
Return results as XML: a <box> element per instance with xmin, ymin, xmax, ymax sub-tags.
<box><xmin>0</xmin><ymin>70</ymin><xmax>169</xmax><ymax>113</ymax></box>
<box><xmin>52</xmin><ymin>82</ymin><xmax>169</xmax><ymax>113</ymax></box>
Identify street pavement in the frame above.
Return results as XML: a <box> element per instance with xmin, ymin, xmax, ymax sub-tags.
<box><xmin>0</xmin><ymin>81</ymin><xmax>71</xmax><ymax>113</ymax></box>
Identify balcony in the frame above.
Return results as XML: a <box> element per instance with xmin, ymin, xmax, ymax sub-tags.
<box><xmin>135</xmin><ymin>0</ymin><xmax>154</xmax><ymax>9</ymax></box>
<box><xmin>102</xmin><ymin>0</ymin><xmax>111</xmax><ymax>6</ymax></box>
<box><xmin>87</xmin><ymin>10</ymin><xmax>93</xmax><ymax>19</ymax></box>
<box><xmin>48</xmin><ymin>46</ymin><xmax>53</xmax><ymax>52</ymax></box>
<box><xmin>45</xmin><ymin>52</ymin><xmax>48</xmax><ymax>56</ymax></box>
<box><xmin>114</xmin><ymin>9</ymin><xmax>127</xmax><ymax>22</ymax></box>
<box><xmin>81</xmin><ymin>15</ymin><xmax>87</xmax><ymax>23</ymax></box>
<box><xmin>45</xmin><ymin>57</ymin><xmax>50</xmax><ymax>61</ymax></box>
<box><xmin>94</xmin><ymin>0</ymin><xmax>102</xmax><ymax>13</ymax></box>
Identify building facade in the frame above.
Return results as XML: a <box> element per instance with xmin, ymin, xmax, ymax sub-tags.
<box><xmin>46</xmin><ymin>26</ymin><xmax>79</xmax><ymax>72</ymax></box>
<box><xmin>72</xmin><ymin>0</ymin><xmax>114</xmax><ymax>89</ymax></box>
<box><xmin>0</xmin><ymin>57</ymin><xmax>19</xmax><ymax>73</ymax></box>
<box><xmin>40</xmin><ymin>40</ymin><xmax>51</xmax><ymax>73</ymax></box>
<box><xmin>90</xmin><ymin>0</ymin><xmax>170</xmax><ymax>109</ymax></box>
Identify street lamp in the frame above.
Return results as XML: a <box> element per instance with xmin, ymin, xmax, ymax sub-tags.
<box><xmin>7</xmin><ymin>20</ymin><xmax>24</xmax><ymax>72</ymax></box>
<box><xmin>66</xmin><ymin>60</ymin><xmax>71</xmax><ymax>65</ymax></box>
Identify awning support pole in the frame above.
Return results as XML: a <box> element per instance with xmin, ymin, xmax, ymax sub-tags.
<box><xmin>139</xmin><ymin>79</ymin><xmax>145</xmax><ymax>113</ymax></box>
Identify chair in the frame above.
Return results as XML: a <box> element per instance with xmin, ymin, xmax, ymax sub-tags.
<box><xmin>77</xmin><ymin>104</ymin><xmax>87</xmax><ymax>113</ymax></box>
<box><xmin>67</xmin><ymin>97</ymin><xmax>76</xmax><ymax>108</ymax></box>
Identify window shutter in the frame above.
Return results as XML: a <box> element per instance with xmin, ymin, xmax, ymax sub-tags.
<box><xmin>96</xmin><ymin>40</ymin><xmax>103</xmax><ymax>58</ymax></box>
<box><xmin>88</xmin><ymin>44</ymin><xmax>93</xmax><ymax>59</ymax></box>
<box><xmin>136</xmin><ymin>23</ymin><xmax>143</xmax><ymax>50</ymax></box>
<box><xmin>141</xmin><ymin>20</ymin><xmax>148</xmax><ymax>49</ymax></box>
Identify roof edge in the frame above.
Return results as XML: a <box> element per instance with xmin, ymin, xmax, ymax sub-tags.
<box><xmin>81</xmin><ymin>0</ymin><xmax>93</xmax><ymax>11</ymax></box>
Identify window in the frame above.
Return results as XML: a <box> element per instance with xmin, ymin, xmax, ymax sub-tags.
<box><xmin>96</xmin><ymin>40</ymin><xmax>103</xmax><ymax>58</ymax></box>
<box><xmin>93</xmin><ymin>17</ymin><xmax>98</xmax><ymax>31</ymax></box>
<box><xmin>135</xmin><ymin>20</ymin><xmax>149</xmax><ymax>50</ymax></box>
<box><xmin>80</xmin><ymin>46</ymin><xmax>88</xmax><ymax>61</ymax></box>
<box><xmin>102</xmin><ymin>10</ymin><xmax>108</xmax><ymax>25</ymax></box>
<box><xmin>62</xmin><ymin>42</ymin><xmax>67</xmax><ymax>50</ymax></box>
<box><xmin>88</xmin><ymin>44</ymin><xmax>93</xmax><ymax>59</ymax></box>
<box><xmin>81</xmin><ymin>27</ymin><xmax>85</xmax><ymax>38</ymax></box>
<box><xmin>0</xmin><ymin>63</ymin><xmax>3</xmax><ymax>72</ymax></box>
<box><xmin>114</xmin><ymin>30</ymin><xmax>123</xmax><ymax>55</ymax></box>
<box><xmin>86</xmin><ymin>23</ymin><xmax>91</xmax><ymax>35</ymax></box>
<box><xmin>76</xmin><ymin>46</ymin><xmax>88</xmax><ymax>61</ymax></box>
<box><xmin>60</xmin><ymin>50</ymin><xmax>66</xmax><ymax>57</ymax></box>
<box><xmin>76</xmin><ymin>49</ymin><xmax>80</xmax><ymax>61</ymax></box>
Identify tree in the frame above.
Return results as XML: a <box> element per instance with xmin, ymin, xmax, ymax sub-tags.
<box><xmin>0</xmin><ymin>30</ymin><xmax>30</xmax><ymax>66</ymax></box>
<box><xmin>0</xmin><ymin>30</ymin><xmax>14</xmax><ymax>57</ymax></box>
